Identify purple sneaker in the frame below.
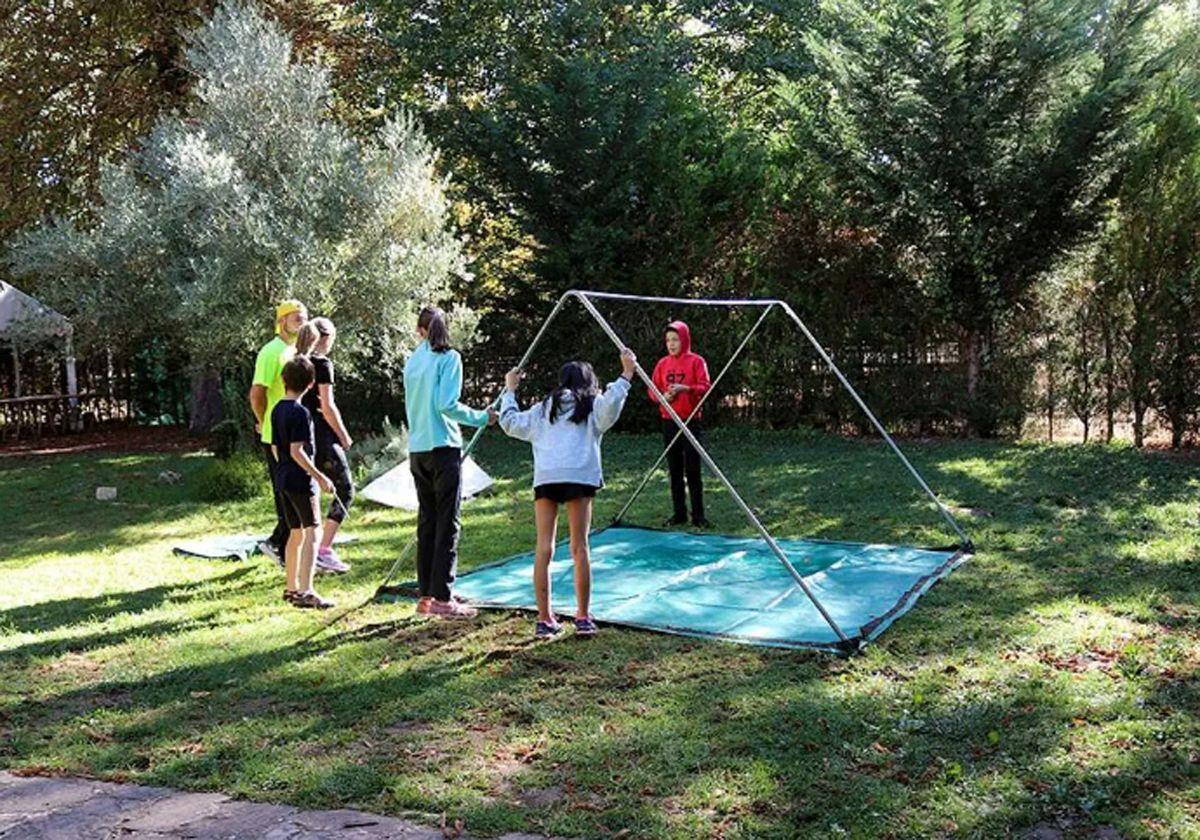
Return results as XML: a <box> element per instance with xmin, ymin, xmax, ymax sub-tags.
<box><xmin>535</xmin><ymin>620</ymin><xmax>562</xmax><ymax>639</ymax></box>
<box><xmin>315</xmin><ymin>546</ymin><xmax>350</xmax><ymax>574</ymax></box>
<box><xmin>574</xmin><ymin>616</ymin><xmax>597</xmax><ymax>637</ymax></box>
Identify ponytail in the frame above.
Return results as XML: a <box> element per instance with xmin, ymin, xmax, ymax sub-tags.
<box><xmin>295</xmin><ymin>322</ymin><xmax>320</xmax><ymax>355</ymax></box>
<box><xmin>418</xmin><ymin>306</ymin><xmax>451</xmax><ymax>353</ymax></box>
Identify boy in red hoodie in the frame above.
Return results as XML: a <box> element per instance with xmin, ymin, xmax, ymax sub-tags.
<box><xmin>649</xmin><ymin>321</ymin><xmax>711</xmax><ymax>527</ymax></box>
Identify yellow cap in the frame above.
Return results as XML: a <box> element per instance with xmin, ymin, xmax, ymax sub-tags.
<box><xmin>275</xmin><ymin>300</ymin><xmax>305</xmax><ymax>335</ymax></box>
<box><xmin>276</xmin><ymin>299</ymin><xmax>304</xmax><ymax>321</ymax></box>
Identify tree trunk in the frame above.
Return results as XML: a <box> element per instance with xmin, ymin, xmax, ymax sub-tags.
<box><xmin>1082</xmin><ymin>417</ymin><xmax>1089</xmax><ymax>443</ymax></box>
<box><xmin>964</xmin><ymin>329</ymin><xmax>982</xmax><ymax>400</ymax></box>
<box><xmin>1046</xmin><ymin>368</ymin><xmax>1055</xmax><ymax>443</ymax></box>
<box><xmin>962</xmin><ymin>326</ymin><xmax>995</xmax><ymax>436</ymax></box>
<box><xmin>189</xmin><ymin>369</ymin><xmax>223</xmax><ymax>433</ymax></box>
<box><xmin>1132</xmin><ymin>400</ymin><xmax>1146</xmax><ymax>448</ymax></box>
<box><xmin>1102</xmin><ymin>324</ymin><xmax>1115</xmax><ymax>442</ymax></box>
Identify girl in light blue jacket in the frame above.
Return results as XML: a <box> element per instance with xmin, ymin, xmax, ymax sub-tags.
<box><xmin>500</xmin><ymin>348</ymin><xmax>637</xmax><ymax>638</ymax></box>
<box><xmin>403</xmin><ymin>306</ymin><xmax>496</xmax><ymax>619</ymax></box>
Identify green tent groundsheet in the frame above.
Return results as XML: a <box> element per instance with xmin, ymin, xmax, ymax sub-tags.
<box><xmin>452</xmin><ymin>525</ymin><xmax>966</xmax><ymax>652</ymax></box>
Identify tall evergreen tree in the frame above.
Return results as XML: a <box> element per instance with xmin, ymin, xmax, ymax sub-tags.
<box><xmin>1094</xmin><ymin>82</ymin><xmax>1200</xmax><ymax>447</ymax></box>
<box><xmin>789</xmin><ymin>0</ymin><xmax>1165</xmax><ymax>434</ymax></box>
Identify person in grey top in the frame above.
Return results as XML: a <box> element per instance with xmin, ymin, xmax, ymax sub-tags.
<box><xmin>500</xmin><ymin>347</ymin><xmax>637</xmax><ymax>639</ymax></box>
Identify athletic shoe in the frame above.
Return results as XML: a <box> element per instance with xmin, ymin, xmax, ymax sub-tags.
<box><xmin>292</xmin><ymin>591</ymin><xmax>335</xmax><ymax>609</ymax></box>
<box><xmin>282</xmin><ymin>589</ymin><xmax>300</xmax><ymax>604</ymax></box>
<box><xmin>691</xmin><ymin>518</ymin><xmax>713</xmax><ymax>529</ymax></box>
<box><xmin>428</xmin><ymin>599</ymin><xmax>478</xmax><ymax>619</ymax></box>
<box><xmin>664</xmin><ymin>515</ymin><xmax>688</xmax><ymax>527</ymax></box>
<box><xmin>258</xmin><ymin>541</ymin><xmax>281</xmax><ymax>564</ymax></box>
<box><xmin>415</xmin><ymin>596</ymin><xmax>433</xmax><ymax>615</ymax></box>
<box><xmin>315</xmin><ymin>547</ymin><xmax>350</xmax><ymax>574</ymax></box>
<box><xmin>574</xmin><ymin>616</ymin><xmax>598</xmax><ymax>636</ymax></box>
<box><xmin>535</xmin><ymin>620</ymin><xmax>562</xmax><ymax>639</ymax></box>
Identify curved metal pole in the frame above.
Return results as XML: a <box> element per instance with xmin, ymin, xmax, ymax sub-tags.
<box><xmin>777</xmin><ymin>302</ymin><xmax>971</xmax><ymax>549</ymax></box>
<box><xmin>569</xmin><ymin>291</ymin><xmax>852</xmax><ymax>646</ymax></box>
<box><xmin>612</xmin><ymin>303</ymin><xmax>776</xmax><ymax>525</ymax></box>
<box><xmin>579</xmin><ymin>290</ymin><xmax>779</xmax><ymax>307</ymax></box>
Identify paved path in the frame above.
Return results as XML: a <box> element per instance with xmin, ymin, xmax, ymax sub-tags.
<box><xmin>0</xmin><ymin>772</ymin><xmax>556</xmax><ymax>839</ymax></box>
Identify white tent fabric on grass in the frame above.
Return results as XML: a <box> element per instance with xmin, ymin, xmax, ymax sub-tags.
<box><xmin>360</xmin><ymin>456</ymin><xmax>494</xmax><ymax>510</ymax></box>
<box><xmin>173</xmin><ymin>531</ymin><xmax>357</xmax><ymax>561</ymax></box>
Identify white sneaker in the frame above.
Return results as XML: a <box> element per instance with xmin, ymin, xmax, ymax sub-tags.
<box><xmin>315</xmin><ymin>547</ymin><xmax>350</xmax><ymax>574</ymax></box>
<box><xmin>258</xmin><ymin>541</ymin><xmax>281</xmax><ymax>566</ymax></box>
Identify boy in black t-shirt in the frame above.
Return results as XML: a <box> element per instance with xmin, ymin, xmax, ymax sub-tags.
<box><xmin>270</xmin><ymin>357</ymin><xmax>336</xmax><ymax>609</ymax></box>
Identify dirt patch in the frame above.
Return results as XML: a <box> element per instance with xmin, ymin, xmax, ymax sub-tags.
<box><xmin>35</xmin><ymin>652</ymin><xmax>104</xmax><ymax>678</ymax></box>
<box><xmin>515</xmin><ymin>785</ymin><xmax>564</xmax><ymax>808</ymax></box>
<box><xmin>0</xmin><ymin>425</ymin><xmax>205</xmax><ymax>460</ymax></box>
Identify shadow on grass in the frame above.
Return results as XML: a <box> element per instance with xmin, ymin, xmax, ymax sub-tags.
<box><xmin>3</xmin><ymin>432</ymin><xmax>1198</xmax><ymax>836</ymax></box>
<box><xmin>2</xmin><ymin>567</ymin><xmax>258</xmax><ymax>637</ymax></box>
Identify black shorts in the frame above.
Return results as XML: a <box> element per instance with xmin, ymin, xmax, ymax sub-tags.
<box><xmin>281</xmin><ymin>489</ymin><xmax>319</xmax><ymax>529</ymax></box>
<box><xmin>534</xmin><ymin>483</ymin><xmax>599</xmax><ymax>504</ymax></box>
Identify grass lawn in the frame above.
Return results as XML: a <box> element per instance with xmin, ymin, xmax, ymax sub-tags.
<box><xmin>2</xmin><ymin>428</ymin><xmax>1198</xmax><ymax>838</ymax></box>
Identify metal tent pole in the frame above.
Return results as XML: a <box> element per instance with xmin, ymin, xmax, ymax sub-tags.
<box><xmin>571</xmin><ymin>291</ymin><xmax>853</xmax><ymax>646</ymax></box>
<box><xmin>579</xmin><ymin>290</ymin><xmax>778</xmax><ymax>307</ymax></box>
<box><xmin>776</xmin><ymin>302</ymin><xmax>971</xmax><ymax>549</ymax></box>
<box><xmin>612</xmin><ymin>303</ymin><xmax>776</xmax><ymax>525</ymax></box>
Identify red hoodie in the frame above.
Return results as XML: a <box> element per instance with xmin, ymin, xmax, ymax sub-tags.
<box><xmin>649</xmin><ymin>320</ymin><xmax>711</xmax><ymax>420</ymax></box>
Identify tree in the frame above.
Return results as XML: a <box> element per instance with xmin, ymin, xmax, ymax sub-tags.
<box><xmin>6</xmin><ymin>0</ymin><xmax>470</xmax><ymax>430</ymax></box>
<box><xmin>788</xmin><ymin>0</ymin><xmax>1166</xmax><ymax>435</ymax></box>
<box><xmin>365</xmin><ymin>1</ymin><xmax>767</xmax><ymax>330</ymax></box>
<box><xmin>1046</xmin><ymin>251</ymin><xmax>1106</xmax><ymax>442</ymax></box>
<box><xmin>1094</xmin><ymin>80</ymin><xmax>1200</xmax><ymax>447</ymax></box>
<box><xmin>0</xmin><ymin>0</ymin><xmax>375</xmax><ymax>244</ymax></box>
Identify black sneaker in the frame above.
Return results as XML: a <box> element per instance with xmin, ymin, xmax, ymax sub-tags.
<box><xmin>664</xmin><ymin>515</ymin><xmax>688</xmax><ymax>527</ymax></box>
<box><xmin>691</xmin><ymin>518</ymin><xmax>713</xmax><ymax>529</ymax></box>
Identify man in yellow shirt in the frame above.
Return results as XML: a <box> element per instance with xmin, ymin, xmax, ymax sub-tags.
<box><xmin>249</xmin><ymin>300</ymin><xmax>308</xmax><ymax>562</ymax></box>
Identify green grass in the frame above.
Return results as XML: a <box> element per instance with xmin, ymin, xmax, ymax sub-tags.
<box><xmin>2</xmin><ymin>429</ymin><xmax>1198</xmax><ymax>838</ymax></box>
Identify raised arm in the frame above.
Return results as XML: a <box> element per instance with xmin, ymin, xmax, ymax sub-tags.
<box><xmin>497</xmin><ymin>367</ymin><xmax>538</xmax><ymax>441</ymax></box>
<box><xmin>596</xmin><ymin>349</ymin><xmax>637</xmax><ymax>433</ymax></box>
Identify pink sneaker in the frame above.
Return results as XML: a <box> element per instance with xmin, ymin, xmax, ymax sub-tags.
<box><xmin>415</xmin><ymin>596</ymin><xmax>433</xmax><ymax>615</ymax></box>
<box><xmin>316</xmin><ymin>546</ymin><xmax>350</xmax><ymax>574</ymax></box>
<box><xmin>428</xmin><ymin>599</ymin><xmax>478</xmax><ymax>619</ymax></box>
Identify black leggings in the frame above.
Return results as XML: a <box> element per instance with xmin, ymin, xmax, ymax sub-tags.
<box><xmin>261</xmin><ymin>443</ymin><xmax>288</xmax><ymax>550</ymax></box>
<box><xmin>316</xmin><ymin>439</ymin><xmax>354</xmax><ymax>523</ymax></box>
<box><xmin>410</xmin><ymin>447</ymin><xmax>463</xmax><ymax>602</ymax></box>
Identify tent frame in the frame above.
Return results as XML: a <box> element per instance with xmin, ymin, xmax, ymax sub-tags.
<box><xmin>378</xmin><ymin>290</ymin><xmax>971</xmax><ymax>652</ymax></box>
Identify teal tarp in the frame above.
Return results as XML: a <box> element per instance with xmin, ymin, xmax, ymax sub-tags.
<box><xmin>453</xmin><ymin>526</ymin><xmax>966</xmax><ymax>652</ymax></box>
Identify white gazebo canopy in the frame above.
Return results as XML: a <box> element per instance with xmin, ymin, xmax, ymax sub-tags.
<box><xmin>0</xmin><ymin>280</ymin><xmax>76</xmax><ymax>401</ymax></box>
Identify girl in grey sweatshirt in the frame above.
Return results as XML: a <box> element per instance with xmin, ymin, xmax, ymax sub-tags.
<box><xmin>500</xmin><ymin>348</ymin><xmax>637</xmax><ymax>638</ymax></box>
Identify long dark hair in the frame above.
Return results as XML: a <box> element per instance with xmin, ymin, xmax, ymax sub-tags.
<box><xmin>417</xmin><ymin>306</ymin><xmax>450</xmax><ymax>352</ymax></box>
<box><xmin>545</xmin><ymin>361</ymin><xmax>599</xmax><ymax>424</ymax></box>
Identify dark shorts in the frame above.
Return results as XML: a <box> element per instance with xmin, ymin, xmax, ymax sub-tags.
<box><xmin>281</xmin><ymin>489</ymin><xmax>319</xmax><ymax>529</ymax></box>
<box><xmin>534</xmin><ymin>483</ymin><xmax>599</xmax><ymax>504</ymax></box>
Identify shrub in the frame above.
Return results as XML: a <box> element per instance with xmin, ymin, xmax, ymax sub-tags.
<box><xmin>208</xmin><ymin>419</ymin><xmax>244</xmax><ymax>460</ymax></box>
<box><xmin>350</xmin><ymin>418</ymin><xmax>408</xmax><ymax>484</ymax></box>
<box><xmin>194</xmin><ymin>451</ymin><xmax>266</xmax><ymax>502</ymax></box>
